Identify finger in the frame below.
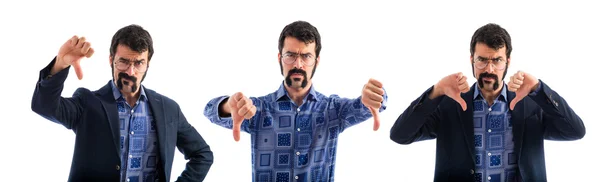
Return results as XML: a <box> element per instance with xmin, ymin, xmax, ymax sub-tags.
<box><xmin>457</xmin><ymin>75</ymin><xmax>467</xmax><ymax>85</ymax></box>
<box><xmin>236</xmin><ymin>98</ymin><xmax>247</xmax><ymax>109</ymax></box>
<box><xmin>456</xmin><ymin>72</ymin><xmax>464</xmax><ymax>80</ymax></box>
<box><xmin>232</xmin><ymin>120</ymin><xmax>242</xmax><ymax>142</ymax></box>
<box><xmin>243</xmin><ymin>106</ymin><xmax>256</xmax><ymax>119</ymax></box>
<box><xmin>507</xmin><ymin>84</ymin><xmax>518</xmax><ymax>92</ymax></box>
<box><xmin>365</xmin><ymin>84</ymin><xmax>385</xmax><ymax>96</ymax></box>
<box><xmin>72</xmin><ymin>60</ymin><xmax>84</xmax><ymax>80</ymax></box>
<box><xmin>368</xmin><ymin>78</ymin><xmax>383</xmax><ymax>88</ymax></box>
<box><xmin>69</xmin><ymin>36</ymin><xmax>79</xmax><ymax>47</ymax></box>
<box><xmin>369</xmin><ymin>107</ymin><xmax>380</xmax><ymax>131</ymax></box>
<box><xmin>449</xmin><ymin>94</ymin><xmax>467</xmax><ymax>111</ymax></box>
<box><xmin>458</xmin><ymin>83</ymin><xmax>470</xmax><ymax>93</ymax></box>
<box><xmin>363</xmin><ymin>99</ymin><xmax>382</xmax><ymax>109</ymax></box>
<box><xmin>76</xmin><ymin>37</ymin><xmax>86</xmax><ymax>49</ymax></box>
<box><xmin>513</xmin><ymin>78</ymin><xmax>523</xmax><ymax>85</ymax></box>
<box><xmin>85</xmin><ymin>48</ymin><xmax>95</xmax><ymax>58</ymax></box>
<box><xmin>508</xmin><ymin>83</ymin><xmax>521</xmax><ymax>91</ymax></box>
<box><xmin>509</xmin><ymin>95</ymin><xmax>525</xmax><ymax>110</ymax></box>
<box><xmin>81</xmin><ymin>42</ymin><xmax>92</xmax><ymax>56</ymax></box>
<box><xmin>517</xmin><ymin>71</ymin><xmax>525</xmax><ymax>79</ymax></box>
<box><xmin>365</xmin><ymin>91</ymin><xmax>384</xmax><ymax>104</ymax></box>
<box><xmin>233</xmin><ymin>92</ymin><xmax>245</xmax><ymax>102</ymax></box>
<box><xmin>237</xmin><ymin>105</ymin><xmax>250</xmax><ymax>117</ymax></box>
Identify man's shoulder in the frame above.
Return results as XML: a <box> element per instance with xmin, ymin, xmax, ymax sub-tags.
<box><xmin>143</xmin><ymin>87</ymin><xmax>179</xmax><ymax>107</ymax></box>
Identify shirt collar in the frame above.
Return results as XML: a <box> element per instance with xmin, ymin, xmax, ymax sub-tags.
<box><xmin>473</xmin><ymin>82</ymin><xmax>508</xmax><ymax>102</ymax></box>
<box><xmin>110</xmin><ymin>80</ymin><xmax>147</xmax><ymax>102</ymax></box>
<box><xmin>275</xmin><ymin>82</ymin><xmax>320</xmax><ymax>102</ymax></box>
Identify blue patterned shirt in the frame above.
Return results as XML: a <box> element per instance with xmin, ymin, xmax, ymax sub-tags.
<box><xmin>111</xmin><ymin>81</ymin><xmax>160</xmax><ymax>182</ymax></box>
<box><xmin>473</xmin><ymin>83</ymin><xmax>518</xmax><ymax>182</ymax></box>
<box><xmin>204</xmin><ymin>83</ymin><xmax>387</xmax><ymax>182</ymax></box>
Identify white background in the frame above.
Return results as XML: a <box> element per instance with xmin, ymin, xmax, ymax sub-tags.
<box><xmin>0</xmin><ymin>0</ymin><xmax>597</xmax><ymax>181</ymax></box>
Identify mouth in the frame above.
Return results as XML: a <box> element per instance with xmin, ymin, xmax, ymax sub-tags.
<box><xmin>482</xmin><ymin>77</ymin><xmax>495</xmax><ymax>83</ymax></box>
<box><xmin>291</xmin><ymin>73</ymin><xmax>304</xmax><ymax>79</ymax></box>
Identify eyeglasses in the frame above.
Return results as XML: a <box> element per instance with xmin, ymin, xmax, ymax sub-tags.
<box><xmin>281</xmin><ymin>52</ymin><xmax>316</xmax><ymax>66</ymax></box>
<box><xmin>114</xmin><ymin>59</ymin><xmax>148</xmax><ymax>73</ymax></box>
<box><xmin>473</xmin><ymin>57</ymin><xmax>507</xmax><ymax>70</ymax></box>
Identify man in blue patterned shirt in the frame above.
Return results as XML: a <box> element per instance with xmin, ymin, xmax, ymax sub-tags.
<box><xmin>203</xmin><ymin>20</ymin><xmax>388</xmax><ymax>182</ymax></box>
<box><xmin>32</xmin><ymin>24</ymin><xmax>213</xmax><ymax>181</ymax></box>
<box><xmin>390</xmin><ymin>23</ymin><xmax>586</xmax><ymax>182</ymax></box>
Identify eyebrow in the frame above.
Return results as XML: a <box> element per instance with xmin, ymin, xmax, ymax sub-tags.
<box><xmin>118</xmin><ymin>57</ymin><xmax>146</xmax><ymax>62</ymax></box>
<box><xmin>284</xmin><ymin>51</ymin><xmax>313</xmax><ymax>56</ymax></box>
<box><xmin>476</xmin><ymin>56</ymin><xmax>503</xmax><ymax>61</ymax></box>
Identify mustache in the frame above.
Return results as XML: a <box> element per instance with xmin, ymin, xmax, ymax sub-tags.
<box><xmin>479</xmin><ymin>72</ymin><xmax>498</xmax><ymax>80</ymax></box>
<box><xmin>116</xmin><ymin>73</ymin><xmax>139</xmax><ymax>92</ymax></box>
<box><xmin>288</xmin><ymin>68</ymin><xmax>307</xmax><ymax>76</ymax></box>
<box><xmin>478</xmin><ymin>72</ymin><xmax>500</xmax><ymax>90</ymax></box>
<box><xmin>118</xmin><ymin>72</ymin><xmax>138</xmax><ymax>83</ymax></box>
<box><xmin>285</xmin><ymin>68</ymin><xmax>308</xmax><ymax>88</ymax></box>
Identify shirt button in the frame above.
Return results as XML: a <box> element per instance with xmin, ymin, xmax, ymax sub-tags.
<box><xmin>296</xmin><ymin>152</ymin><xmax>300</xmax><ymax>156</ymax></box>
<box><xmin>297</xmin><ymin>128</ymin><xmax>301</xmax><ymax>131</ymax></box>
<box><xmin>129</xmin><ymin>154</ymin><xmax>133</xmax><ymax>158</ymax></box>
<box><xmin>296</xmin><ymin>108</ymin><xmax>300</xmax><ymax>112</ymax></box>
<box><xmin>488</xmin><ymin>108</ymin><xmax>492</xmax><ymax>111</ymax></box>
<box><xmin>116</xmin><ymin>165</ymin><xmax>120</xmax><ymax>170</ymax></box>
<box><xmin>127</xmin><ymin>178</ymin><xmax>130</xmax><ymax>182</ymax></box>
<box><xmin>470</xmin><ymin>169</ymin><xmax>474</xmax><ymax>174</ymax></box>
<box><xmin>130</xmin><ymin>131</ymin><xmax>134</xmax><ymax>135</ymax></box>
<box><xmin>131</xmin><ymin>110</ymin><xmax>134</xmax><ymax>114</ymax></box>
<box><xmin>487</xmin><ymin>152</ymin><xmax>492</xmax><ymax>156</ymax></box>
<box><xmin>488</xmin><ymin>129</ymin><xmax>492</xmax><ymax>133</ymax></box>
<box><xmin>295</xmin><ymin>176</ymin><xmax>298</xmax><ymax>180</ymax></box>
<box><xmin>487</xmin><ymin>176</ymin><xmax>491</xmax><ymax>180</ymax></box>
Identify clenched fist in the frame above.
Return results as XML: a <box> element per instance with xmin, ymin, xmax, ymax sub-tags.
<box><xmin>53</xmin><ymin>36</ymin><xmax>95</xmax><ymax>80</ymax></box>
<box><xmin>507</xmin><ymin>71</ymin><xmax>540</xmax><ymax>110</ymax></box>
<box><xmin>431</xmin><ymin>72</ymin><xmax>470</xmax><ymax>111</ymax></box>
<box><xmin>227</xmin><ymin>92</ymin><xmax>257</xmax><ymax>142</ymax></box>
<box><xmin>361</xmin><ymin>78</ymin><xmax>385</xmax><ymax>131</ymax></box>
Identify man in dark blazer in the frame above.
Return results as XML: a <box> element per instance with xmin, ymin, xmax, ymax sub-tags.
<box><xmin>390</xmin><ymin>23</ymin><xmax>585</xmax><ymax>182</ymax></box>
<box><xmin>31</xmin><ymin>24</ymin><xmax>213</xmax><ymax>182</ymax></box>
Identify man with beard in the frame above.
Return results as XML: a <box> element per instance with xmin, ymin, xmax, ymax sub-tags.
<box><xmin>203</xmin><ymin>20</ymin><xmax>387</xmax><ymax>182</ymax></box>
<box><xmin>31</xmin><ymin>24</ymin><xmax>213</xmax><ymax>181</ymax></box>
<box><xmin>389</xmin><ymin>23</ymin><xmax>586</xmax><ymax>182</ymax></box>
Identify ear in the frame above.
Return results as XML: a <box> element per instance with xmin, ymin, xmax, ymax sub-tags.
<box><xmin>109</xmin><ymin>56</ymin><xmax>113</xmax><ymax>66</ymax></box>
<box><xmin>316</xmin><ymin>56</ymin><xmax>320</xmax><ymax>67</ymax></box>
<box><xmin>277</xmin><ymin>53</ymin><xmax>282</xmax><ymax>63</ymax></box>
<box><xmin>470</xmin><ymin>55</ymin><xmax>474</xmax><ymax>63</ymax></box>
<box><xmin>506</xmin><ymin>57</ymin><xmax>511</xmax><ymax>67</ymax></box>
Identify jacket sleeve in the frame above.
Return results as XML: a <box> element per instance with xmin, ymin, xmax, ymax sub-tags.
<box><xmin>31</xmin><ymin>57</ymin><xmax>86</xmax><ymax>130</ymax></box>
<box><xmin>390</xmin><ymin>86</ymin><xmax>443</xmax><ymax>144</ymax></box>
<box><xmin>528</xmin><ymin>80</ymin><xmax>586</xmax><ymax>140</ymax></box>
<box><xmin>175</xmin><ymin>104</ymin><xmax>214</xmax><ymax>182</ymax></box>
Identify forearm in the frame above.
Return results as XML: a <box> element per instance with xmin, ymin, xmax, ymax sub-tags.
<box><xmin>390</xmin><ymin>86</ymin><xmax>442</xmax><ymax>144</ymax></box>
<box><xmin>528</xmin><ymin>80</ymin><xmax>586</xmax><ymax>140</ymax></box>
<box><xmin>31</xmin><ymin>57</ymin><xmax>80</xmax><ymax>129</ymax></box>
<box><xmin>204</xmin><ymin>96</ymin><xmax>235</xmax><ymax>129</ymax></box>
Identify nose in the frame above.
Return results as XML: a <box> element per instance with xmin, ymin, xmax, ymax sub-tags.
<box><xmin>294</xmin><ymin>56</ymin><xmax>303</xmax><ymax>69</ymax></box>
<box><xmin>126</xmin><ymin>64</ymin><xmax>136</xmax><ymax>76</ymax></box>
<box><xmin>485</xmin><ymin>61</ymin><xmax>495</xmax><ymax>73</ymax></box>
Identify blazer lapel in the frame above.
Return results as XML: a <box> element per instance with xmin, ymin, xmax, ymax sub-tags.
<box><xmin>460</xmin><ymin>85</ymin><xmax>476</xmax><ymax>164</ymax></box>
<box><xmin>96</xmin><ymin>81</ymin><xmax>121</xmax><ymax>158</ymax></box>
<box><xmin>145</xmin><ymin>88</ymin><xmax>168</xmax><ymax>178</ymax></box>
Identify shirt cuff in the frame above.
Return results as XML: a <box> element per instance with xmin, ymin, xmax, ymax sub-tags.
<box><xmin>528</xmin><ymin>80</ymin><xmax>542</xmax><ymax>96</ymax></box>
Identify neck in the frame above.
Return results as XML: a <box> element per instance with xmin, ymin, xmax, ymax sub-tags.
<box><xmin>284</xmin><ymin>82</ymin><xmax>312</xmax><ymax>106</ymax></box>
<box><xmin>479</xmin><ymin>83</ymin><xmax>503</xmax><ymax>106</ymax></box>
<box><xmin>123</xmin><ymin>91</ymin><xmax>140</xmax><ymax>107</ymax></box>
